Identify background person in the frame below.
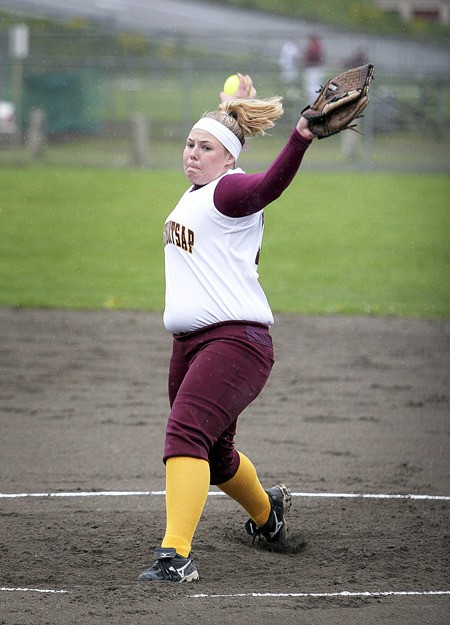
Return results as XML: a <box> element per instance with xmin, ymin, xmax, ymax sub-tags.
<box><xmin>339</xmin><ymin>48</ymin><xmax>368</xmax><ymax>160</ymax></box>
<box><xmin>279</xmin><ymin>40</ymin><xmax>301</xmax><ymax>87</ymax></box>
<box><xmin>302</xmin><ymin>34</ymin><xmax>325</xmax><ymax>103</ymax></box>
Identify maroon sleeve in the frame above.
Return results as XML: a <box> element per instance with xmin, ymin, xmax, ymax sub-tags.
<box><xmin>213</xmin><ymin>128</ymin><xmax>312</xmax><ymax>218</ymax></box>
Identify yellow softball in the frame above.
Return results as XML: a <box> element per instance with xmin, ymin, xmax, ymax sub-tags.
<box><xmin>223</xmin><ymin>74</ymin><xmax>242</xmax><ymax>95</ymax></box>
<box><xmin>223</xmin><ymin>74</ymin><xmax>256</xmax><ymax>97</ymax></box>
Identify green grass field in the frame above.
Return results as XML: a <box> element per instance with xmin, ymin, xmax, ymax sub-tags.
<box><xmin>1</xmin><ymin>167</ymin><xmax>448</xmax><ymax>318</ymax></box>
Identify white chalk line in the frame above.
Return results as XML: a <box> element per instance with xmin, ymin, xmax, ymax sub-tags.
<box><xmin>2</xmin><ymin>492</ymin><xmax>448</xmax><ymax>601</ymax></box>
<box><xmin>1</xmin><ymin>586</ymin><xmax>68</xmax><ymax>594</ymax></box>
<box><xmin>2</xmin><ymin>587</ymin><xmax>449</xmax><ymax>600</ymax></box>
<box><xmin>1</xmin><ymin>490</ymin><xmax>449</xmax><ymax>500</ymax></box>
<box><xmin>188</xmin><ymin>590</ymin><xmax>450</xmax><ymax>600</ymax></box>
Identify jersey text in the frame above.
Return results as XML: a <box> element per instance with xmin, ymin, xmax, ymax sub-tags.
<box><xmin>164</xmin><ymin>220</ymin><xmax>195</xmax><ymax>253</ymax></box>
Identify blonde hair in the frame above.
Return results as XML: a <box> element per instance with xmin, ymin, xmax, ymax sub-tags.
<box><xmin>202</xmin><ymin>97</ymin><xmax>283</xmax><ymax>146</ymax></box>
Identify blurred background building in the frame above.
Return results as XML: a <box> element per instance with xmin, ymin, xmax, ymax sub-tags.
<box><xmin>376</xmin><ymin>0</ymin><xmax>449</xmax><ymax>24</ymax></box>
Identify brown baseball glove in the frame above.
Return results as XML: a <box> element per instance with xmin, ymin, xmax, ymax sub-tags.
<box><xmin>301</xmin><ymin>64</ymin><xmax>374</xmax><ymax>139</ymax></box>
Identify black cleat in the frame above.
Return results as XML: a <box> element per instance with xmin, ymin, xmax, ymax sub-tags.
<box><xmin>245</xmin><ymin>484</ymin><xmax>292</xmax><ymax>543</ymax></box>
<box><xmin>138</xmin><ymin>548</ymin><xmax>199</xmax><ymax>582</ymax></box>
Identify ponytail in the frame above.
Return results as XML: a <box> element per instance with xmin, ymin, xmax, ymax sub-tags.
<box><xmin>202</xmin><ymin>97</ymin><xmax>284</xmax><ymax>146</ymax></box>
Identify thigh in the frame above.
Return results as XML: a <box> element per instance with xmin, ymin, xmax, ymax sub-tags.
<box><xmin>178</xmin><ymin>337</ymin><xmax>273</xmax><ymax>438</ymax></box>
<box><xmin>164</xmin><ymin>334</ymin><xmax>274</xmax><ymax>462</ymax></box>
<box><xmin>167</xmin><ymin>337</ymin><xmax>189</xmax><ymax>407</ymax></box>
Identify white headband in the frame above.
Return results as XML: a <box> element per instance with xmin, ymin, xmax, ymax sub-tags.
<box><xmin>191</xmin><ymin>117</ymin><xmax>242</xmax><ymax>161</ymax></box>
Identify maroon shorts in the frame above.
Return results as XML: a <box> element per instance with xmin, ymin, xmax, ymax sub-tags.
<box><xmin>164</xmin><ymin>321</ymin><xmax>275</xmax><ymax>485</ymax></box>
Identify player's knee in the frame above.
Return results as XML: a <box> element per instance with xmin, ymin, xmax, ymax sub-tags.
<box><xmin>209</xmin><ymin>448</ymin><xmax>240</xmax><ymax>485</ymax></box>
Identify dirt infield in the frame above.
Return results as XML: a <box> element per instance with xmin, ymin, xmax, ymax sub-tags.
<box><xmin>1</xmin><ymin>308</ymin><xmax>449</xmax><ymax>624</ymax></box>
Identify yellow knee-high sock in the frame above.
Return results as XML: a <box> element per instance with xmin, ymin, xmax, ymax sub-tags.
<box><xmin>217</xmin><ymin>452</ymin><xmax>270</xmax><ymax>527</ymax></box>
<box><xmin>161</xmin><ymin>456</ymin><xmax>210</xmax><ymax>558</ymax></box>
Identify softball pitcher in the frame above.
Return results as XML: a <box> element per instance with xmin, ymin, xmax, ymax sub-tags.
<box><xmin>138</xmin><ymin>74</ymin><xmax>316</xmax><ymax>583</ymax></box>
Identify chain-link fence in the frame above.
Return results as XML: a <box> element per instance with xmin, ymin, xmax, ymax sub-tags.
<box><xmin>0</xmin><ymin>26</ymin><xmax>449</xmax><ymax>172</ymax></box>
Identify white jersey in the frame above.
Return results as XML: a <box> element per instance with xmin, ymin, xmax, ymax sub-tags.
<box><xmin>163</xmin><ymin>168</ymin><xmax>274</xmax><ymax>334</ymax></box>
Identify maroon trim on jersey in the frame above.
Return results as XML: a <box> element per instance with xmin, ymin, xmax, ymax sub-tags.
<box><xmin>214</xmin><ymin>128</ymin><xmax>311</xmax><ymax>218</ymax></box>
<box><xmin>164</xmin><ymin>321</ymin><xmax>274</xmax><ymax>485</ymax></box>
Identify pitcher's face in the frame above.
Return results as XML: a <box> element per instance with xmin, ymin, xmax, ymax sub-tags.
<box><xmin>183</xmin><ymin>129</ymin><xmax>235</xmax><ymax>185</ymax></box>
